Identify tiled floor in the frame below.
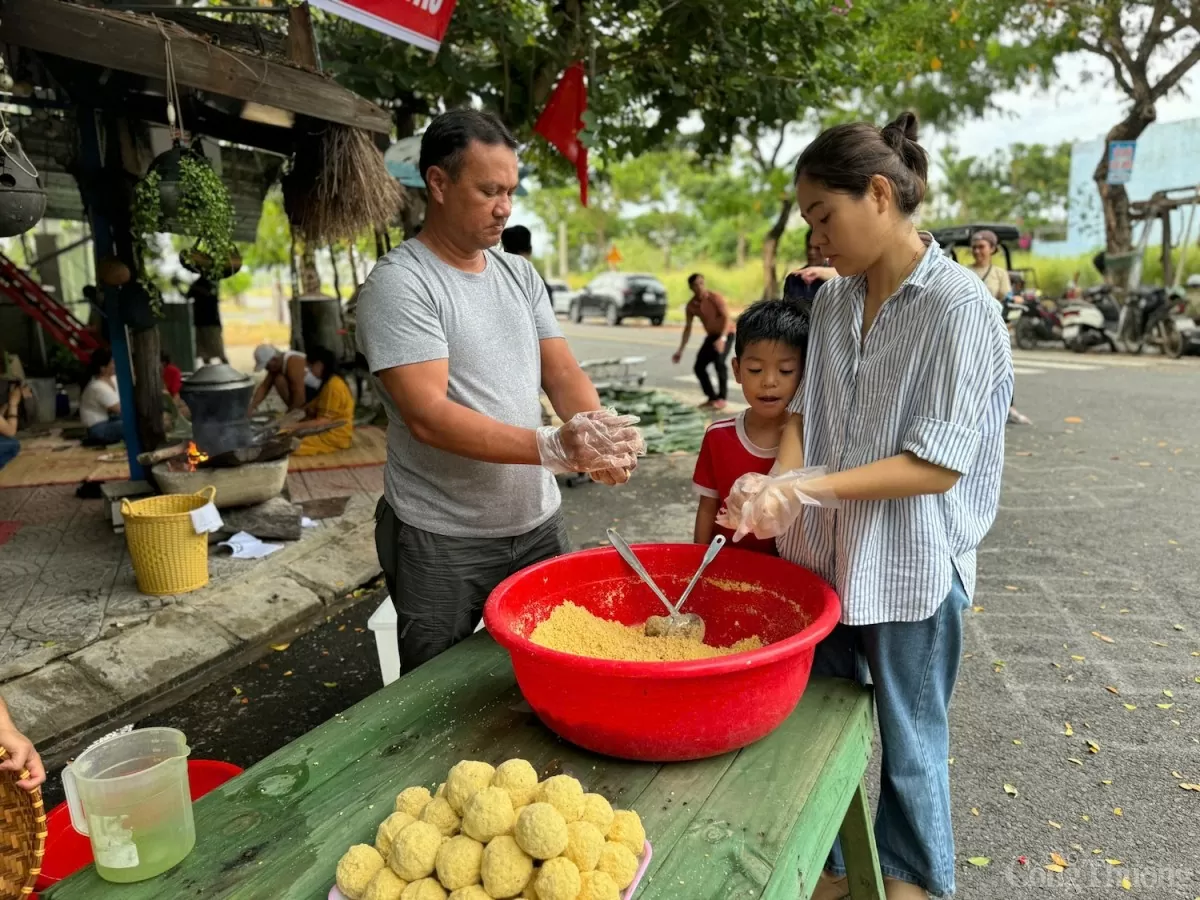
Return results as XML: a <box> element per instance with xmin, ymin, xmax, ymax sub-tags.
<box><xmin>0</xmin><ymin>465</ymin><xmax>384</xmax><ymax>680</ymax></box>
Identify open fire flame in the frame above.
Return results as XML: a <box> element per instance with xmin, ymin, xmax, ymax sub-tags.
<box><xmin>185</xmin><ymin>441</ymin><xmax>209</xmax><ymax>473</ymax></box>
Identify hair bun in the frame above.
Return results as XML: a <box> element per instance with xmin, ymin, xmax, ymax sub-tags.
<box><xmin>881</xmin><ymin>111</ymin><xmax>920</xmax><ymax>151</ymax></box>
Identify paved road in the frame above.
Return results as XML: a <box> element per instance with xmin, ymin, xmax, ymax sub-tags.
<box><xmin>41</xmin><ymin>326</ymin><xmax>1200</xmax><ymax>898</ymax></box>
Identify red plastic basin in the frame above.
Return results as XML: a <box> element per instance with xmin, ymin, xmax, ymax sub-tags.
<box><xmin>34</xmin><ymin>758</ymin><xmax>243</xmax><ymax>892</ymax></box>
<box><xmin>484</xmin><ymin>543</ymin><xmax>840</xmax><ymax>761</ymax></box>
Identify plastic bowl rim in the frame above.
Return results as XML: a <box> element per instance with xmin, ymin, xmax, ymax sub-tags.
<box><xmin>484</xmin><ymin>543</ymin><xmax>842</xmax><ymax>679</ymax></box>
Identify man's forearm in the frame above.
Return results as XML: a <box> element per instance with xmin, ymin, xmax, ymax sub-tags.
<box><xmin>809</xmin><ymin>452</ymin><xmax>959</xmax><ymax>501</ymax></box>
<box><xmin>406</xmin><ymin>397</ymin><xmax>542</xmax><ymax>466</ymax></box>
<box><xmin>677</xmin><ymin>324</ymin><xmax>692</xmax><ymax>353</ymax></box>
<box><xmin>544</xmin><ymin>369</ymin><xmax>602</xmax><ymax>423</ymax></box>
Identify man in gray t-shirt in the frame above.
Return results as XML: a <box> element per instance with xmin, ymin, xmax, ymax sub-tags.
<box><xmin>356</xmin><ymin>109</ymin><xmax>643</xmax><ymax>673</ymax></box>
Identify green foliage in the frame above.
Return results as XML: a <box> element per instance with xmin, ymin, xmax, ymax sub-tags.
<box><xmin>174</xmin><ymin>153</ymin><xmax>237</xmax><ymax>277</ymax></box>
<box><xmin>927</xmin><ymin>142</ymin><xmax>1071</xmax><ymax>228</ymax></box>
<box><xmin>240</xmin><ymin>189</ymin><xmax>292</xmax><ymax>272</ymax></box>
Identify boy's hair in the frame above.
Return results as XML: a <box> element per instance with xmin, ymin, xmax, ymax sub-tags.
<box><xmin>687</xmin><ymin>273</ymin><xmax>703</xmax><ymax>288</ymax></box>
<box><xmin>734</xmin><ymin>299</ymin><xmax>810</xmax><ymax>359</ymax></box>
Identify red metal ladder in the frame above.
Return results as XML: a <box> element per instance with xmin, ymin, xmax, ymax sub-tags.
<box><xmin>0</xmin><ymin>249</ymin><xmax>103</xmax><ymax>363</ymax></box>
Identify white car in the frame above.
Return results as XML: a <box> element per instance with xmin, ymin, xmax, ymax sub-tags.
<box><xmin>546</xmin><ymin>280</ymin><xmax>580</xmax><ymax>317</ymax></box>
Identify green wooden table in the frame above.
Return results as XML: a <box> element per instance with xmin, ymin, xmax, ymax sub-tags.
<box><xmin>46</xmin><ymin>633</ymin><xmax>884</xmax><ymax>900</ymax></box>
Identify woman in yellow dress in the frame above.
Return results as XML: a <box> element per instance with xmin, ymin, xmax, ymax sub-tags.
<box><xmin>293</xmin><ymin>346</ymin><xmax>355</xmax><ymax>456</ymax></box>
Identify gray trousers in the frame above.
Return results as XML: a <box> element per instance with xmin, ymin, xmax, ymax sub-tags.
<box><xmin>374</xmin><ymin>497</ymin><xmax>570</xmax><ymax>673</ymax></box>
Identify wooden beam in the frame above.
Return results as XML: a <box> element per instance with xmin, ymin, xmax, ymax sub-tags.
<box><xmin>0</xmin><ymin>0</ymin><xmax>391</xmax><ymax>134</ymax></box>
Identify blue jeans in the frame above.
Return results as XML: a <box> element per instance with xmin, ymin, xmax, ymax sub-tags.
<box><xmin>816</xmin><ymin>573</ymin><xmax>969</xmax><ymax>898</ymax></box>
<box><xmin>87</xmin><ymin>416</ymin><xmax>125</xmax><ymax>445</ymax></box>
<box><xmin>0</xmin><ymin>434</ymin><xmax>19</xmax><ymax>470</ymax></box>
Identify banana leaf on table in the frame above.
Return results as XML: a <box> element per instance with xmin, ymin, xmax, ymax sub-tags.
<box><xmin>598</xmin><ymin>386</ymin><xmax>708</xmax><ymax>455</ymax></box>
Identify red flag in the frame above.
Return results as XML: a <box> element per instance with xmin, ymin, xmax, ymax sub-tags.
<box><xmin>308</xmin><ymin>0</ymin><xmax>458</xmax><ymax>53</ymax></box>
<box><xmin>534</xmin><ymin>63</ymin><xmax>589</xmax><ymax>206</ymax></box>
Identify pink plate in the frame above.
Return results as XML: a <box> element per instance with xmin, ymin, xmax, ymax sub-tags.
<box><xmin>328</xmin><ymin>840</ymin><xmax>653</xmax><ymax>899</ymax></box>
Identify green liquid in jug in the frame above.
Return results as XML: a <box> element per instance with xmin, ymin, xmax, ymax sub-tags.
<box><xmin>91</xmin><ymin>808</ymin><xmax>195</xmax><ymax>883</ymax></box>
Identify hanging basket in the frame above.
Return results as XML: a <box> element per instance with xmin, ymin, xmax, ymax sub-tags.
<box><xmin>149</xmin><ymin>144</ymin><xmax>186</xmax><ymax>222</ymax></box>
<box><xmin>0</xmin><ymin>136</ymin><xmax>46</xmax><ymax>238</ymax></box>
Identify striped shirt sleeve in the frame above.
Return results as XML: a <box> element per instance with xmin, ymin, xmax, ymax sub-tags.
<box><xmin>900</xmin><ymin>301</ymin><xmax>994</xmax><ymax>475</ymax></box>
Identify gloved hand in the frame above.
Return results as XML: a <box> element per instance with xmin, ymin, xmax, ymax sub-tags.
<box><xmin>537</xmin><ymin>409</ymin><xmax>645</xmax><ymax>475</ymax></box>
<box><xmin>717</xmin><ymin>466</ymin><xmax>837</xmax><ymax>542</ymax></box>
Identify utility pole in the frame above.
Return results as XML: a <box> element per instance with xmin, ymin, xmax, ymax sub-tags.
<box><xmin>557</xmin><ymin>220</ymin><xmax>568</xmax><ymax>279</ymax></box>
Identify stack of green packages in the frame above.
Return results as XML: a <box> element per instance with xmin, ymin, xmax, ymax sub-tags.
<box><xmin>597</xmin><ymin>386</ymin><xmax>709</xmax><ymax>455</ymax></box>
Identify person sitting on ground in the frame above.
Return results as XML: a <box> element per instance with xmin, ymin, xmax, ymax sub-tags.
<box><xmin>294</xmin><ymin>345</ymin><xmax>355</xmax><ymax>456</ymax></box>
<box><xmin>0</xmin><ymin>695</ymin><xmax>43</xmax><ymax>791</ymax></box>
<box><xmin>80</xmin><ymin>348</ymin><xmax>125</xmax><ymax>445</ymax></box>
<box><xmin>0</xmin><ymin>381</ymin><xmax>31</xmax><ymax>471</ymax></box>
<box><xmin>248</xmin><ymin>344</ymin><xmax>317</xmax><ymax>414</ymax></box>
<box><xmin>692</xmin><ymin>299</ymin><xmax>809</xmax><ymax>556</ymax></box>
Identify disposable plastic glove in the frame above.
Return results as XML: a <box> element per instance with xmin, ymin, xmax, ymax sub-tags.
<box><xmin>717</xmin><ymin>466</ymin><xmax>838</xmax><ymax>542</ymax></box>
<box><xmin>537</xmin><ymin>409</ymin><xmax>645</xmax><ymax>474</ymax></box>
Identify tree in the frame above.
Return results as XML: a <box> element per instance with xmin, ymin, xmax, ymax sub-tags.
<box><xmin>931</xmin><ymin>142</ymin><xmax>1071</xmax><ymax>228</ymax></box>
<box><xmin>1011</xmin><ymin>1</ymin><xmax>1200</xmax><ymax>280</ymax></box>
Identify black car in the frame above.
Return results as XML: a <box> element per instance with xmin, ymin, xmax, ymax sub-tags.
<box><xmin>570</xmin><ymin>273</ymin><xmax>667</xmax><ymax>326</ymax></box>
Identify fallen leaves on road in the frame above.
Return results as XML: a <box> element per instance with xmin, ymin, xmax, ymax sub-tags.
<box><xmin>1175</xmin><ymin>624</ymin><xmax>1186</xmax><ymax>631</ymax></box>
<box><xmin>283</xmin><ymin>670</ymin><xmax>293</xmax><ymax>677</ymax></box>
<box><xmin>1004</xmin><ymin>585</ymin><xmax>1020</xmax><ymax>592</ymax></box>
<box><xmin>1050</xmin><ymin>852</ymin><xmax>1069</xmax><ymax>868</ymax></box>
<box><xmin>1101</xmin><ymin>779</ymin><xmax>1113</xmax><ymax>785</ymax></box>
<box><xmin>1120</xmin><ymin>876</ymin><xmax>1131</xmax><ymax>890</ymax></box>
<box><xmin>1047</xmin><ymin>820</ymin><xmax>1062</xmax><ymax>829</ymax></box>
<box><xmin>1180</xmin><ymin>783</ymin><xmax>1200</xmax><ymax>792</ymax></box>
<box><xmin>966</xmin><ymin>857</ymin><xmax>991</xmax><ymax>867</ymax></box>
<box><xmin>1064</xmin><ymin>416</ymin><xmax>1083</xmax><ymax>424</ymax></box>
<box><xmin>1113</xmin><ymin>807</ymin><xmax>1123</xmax><ymax>816</ymax></box>
<box><xmin>1063</xmin><ymin>722</ymin><xmax>1074</xmax><ymax>736</ymax></box>
<box><xmin>1157</xmin><ymin>703</ymin><xmax>1175</xmax><ymax>710</ymax></box>
<box><xmin>1106</xmin><ymin>685</ymin><xmax>1121</xmax><ymax>695</ymax></box>
<box><xmin>1123</xmin><ymin>703</ymin><xmax>1137</xmax><ymax>711</ymax></box>
<box><xmin>1105</xmin><ymin>858</ymin><xmax>1122</xmax><ymax>866</ymax></box>
<box><xmin>323</xmin><ymin>681</ymin><xmax>338</xmax><ymax>688</ymax></box>
<box><xmin>1150</xmin><ymin>641</ymin><xmax>1168</xmax><ymax>647</ymax></box>
<box><xmin>232</xmin><ymin>686</ymin><xmax>242</xmax><ymax>696</ymax></box>
<box><xmin>1092</xmin><ymin>631</ymin><xmax>1115</xmax><ymax>644</ymax></box>
<box><xmin>1086</xmin><ymin>740</ymin><xmax>1100</xmax><ymax>754</ymax></box>
<box><xmin>1071</xmin><ymin>654</ymin><xmax>1086</xmax><ymax>662</ymax></box>
<box><xmin>972</xmin><ymin>605</ymin><xmax>985</xmax><ymax>613</ymax></box>
<box><xmin>270</xmin><ymin>643</ymin><xmax>290</xmax><ymax>652</ymax></box>
<box><xmin>970</xmin><ymin>807</ymin><xmax>979</xmax><ymax>816</ymax></box>
<box><xmin>1004</xmin><ymin>783</ymin><xmax>1019</xmax><ymax>797</ymax></box>
<box><xmin>1068</xmin><ymin>757</ymin><xmax>1084</xmax><ymax>766</ymax></box>
<box><xmin>1044</xmin><ymin>864</ymin><xmax>1065</xmax><ymax>874</ymax></box>
<box><xmin>1163</xmin><ymin>689</ymin><xmax>1174</xmax><ymax>698</ymax></box>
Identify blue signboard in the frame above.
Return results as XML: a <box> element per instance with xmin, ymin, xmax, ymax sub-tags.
<box><xmin>1106</xmin><ymin>140</ymin><xmax>1137</xmax><ymax>185</ymax></box>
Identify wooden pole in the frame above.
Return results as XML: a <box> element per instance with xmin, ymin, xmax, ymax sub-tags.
<box><xmin>77</xmin><ymin>107</ymin><xmax>144</xmax><ymax>478</ymax></box>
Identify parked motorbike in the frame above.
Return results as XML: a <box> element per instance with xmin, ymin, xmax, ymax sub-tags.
<box><xmin>1122</xmin><ymin>286</ymin><xmax>1192</xmax><ymax>359</ymax></box>
<box><xmin>1012</xmin><ymin>299</ymin><xmax>1062</xmax><ymax>350</ymax></box>
<box><xmin>1060</xmin><ymin>285</ymin><xmax>1122</xmax><ymax>353</ymax></box>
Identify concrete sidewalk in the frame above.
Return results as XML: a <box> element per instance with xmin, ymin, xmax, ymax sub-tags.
<box><xmin>0</xmin><ymin>467</ymin><xmax>386</xmax><ymax>753</ymax></box>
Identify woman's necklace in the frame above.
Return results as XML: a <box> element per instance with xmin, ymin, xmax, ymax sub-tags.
<box><xmin>863</xmin><ymin>241</ymin><xmax>925</xmax><ymax>342</ymax></box>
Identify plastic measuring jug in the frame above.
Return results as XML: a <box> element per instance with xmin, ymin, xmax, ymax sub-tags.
<box><xmin>62</xmin><ymin>727</ymin><xmax>195</xmax><ymax>883</ymax></box>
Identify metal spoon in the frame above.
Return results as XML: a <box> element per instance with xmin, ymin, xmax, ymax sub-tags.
<box><xmin>643</xmin><ymin>535</ymin><xmax>724</xmax><ymax>641</ymax></box>
<box><xmin>606</xmin><ymin>529</ymin><xmax>677</xmax><ymax>618</ymax></box>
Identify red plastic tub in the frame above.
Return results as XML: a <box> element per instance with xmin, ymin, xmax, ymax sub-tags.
<box><xmin>34</xmin><ymin>758</ymin><xmax>243</xmax><ymax>892</ymax></box>
<box><xmin>484</xmin><ymin>543</ymin><xmax>840</xmax><ymax>761</ymax></box>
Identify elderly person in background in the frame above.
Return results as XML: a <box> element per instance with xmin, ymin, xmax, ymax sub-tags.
<box><xmin>967</xmin><ymin>230</ymin><xmax>1031</xmax><ymax>426</ymax></box>
<box><xmin>248</xmin><ymin>344</ymin><xmax>317</xmax><ymax>413</ymax></box>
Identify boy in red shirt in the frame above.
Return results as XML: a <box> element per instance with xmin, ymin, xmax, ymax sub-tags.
<box><xmin>692</xmin><ymin>299</ymin><xmax>809</xmax><ymax>554</ymax></box>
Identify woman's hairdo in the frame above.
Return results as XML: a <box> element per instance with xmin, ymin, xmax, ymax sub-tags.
<box><xmin>794</xmin><ymin>112</ymin><xmax>929</xmax><ymax>216</ymax></box>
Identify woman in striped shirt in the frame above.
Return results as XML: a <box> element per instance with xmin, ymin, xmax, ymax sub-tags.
<box><xmin>725</xmin><ymin>113</ymin><xmax>1013</xmax><ymax>900</ymax></box>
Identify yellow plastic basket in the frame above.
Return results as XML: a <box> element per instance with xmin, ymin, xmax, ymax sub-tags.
<box><xmin>121</xmin><ymin>485</ymin><xmax>217</xmax><ymax>595</ymax></box>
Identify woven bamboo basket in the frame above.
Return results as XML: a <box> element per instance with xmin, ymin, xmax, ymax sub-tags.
<box><xmin>121</xmin><ymin>485</ymin><xmax>217</xmax><ymax>595</ymax></box>
<box><xmin>0</xmin><ymin>746</ymin><xmax>46</xmax><ymax>899</ymax></box>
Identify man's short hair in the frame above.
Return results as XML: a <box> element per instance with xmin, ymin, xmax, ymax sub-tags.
<box><xmin>501</xmin><ymin>225</ymin><xmax>533</xmax><ymax>256</ymax></box>
<box><xmin>419</xmin><ymin>109</ymin><xmax>518</xmax><ymax>182</ymax></box>
<box><xmin>687</xmin><ymin>273</ymin><xmax>704</xmax><ymax>288</ymax></box>
<box><xmin>734</xmin><ymin>299</ymin><xmax>810</xmax><ymax>359</ymax></box>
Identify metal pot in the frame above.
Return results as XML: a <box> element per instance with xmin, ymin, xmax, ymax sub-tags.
<box><xmin>180</xmin><ymin>362</ymin><xmax>255</xmax><ymax>456</ymax></box>
<box><xmin>0</xmin><ymin>135</ymin><xmax>47</xmax><ymax>237</ymax></box>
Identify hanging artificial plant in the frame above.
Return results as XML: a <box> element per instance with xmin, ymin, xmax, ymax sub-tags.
<box><xmin>130</xmin><ymin>143</ymin><xmax>237</xmax><ymax>316</ymax></box>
